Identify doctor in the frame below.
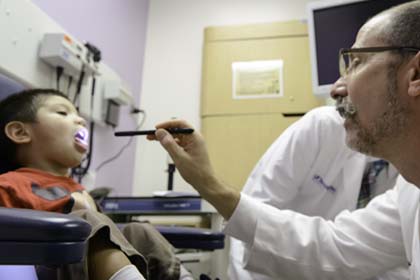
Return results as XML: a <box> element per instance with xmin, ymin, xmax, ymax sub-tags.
<box><xmin>149</xmin><ymin>2</ymin><xmax>420</xmax><ymax>279</ymax></box>
<box><xmin>228</xmin><ymin>105</ymin><xmax>408</xmax><ymax>280</ymax></box>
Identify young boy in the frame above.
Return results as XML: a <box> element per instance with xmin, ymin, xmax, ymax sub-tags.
<box><xmin>0</xmin><ymin>89</ymin><xmax>181</xmax><ymax>280</ymax></box>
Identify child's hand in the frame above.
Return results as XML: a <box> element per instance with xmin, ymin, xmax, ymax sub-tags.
<box><xmin>71</xmin><ymin>191</ymin><xmax>97</xmax><ymax>211</ymax></box>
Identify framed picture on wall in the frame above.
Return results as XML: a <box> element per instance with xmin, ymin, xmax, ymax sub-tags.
<box><xmin>232</xmin><ymin>59</ymin><xmax>284</xmax><ymax>99</ymax></box>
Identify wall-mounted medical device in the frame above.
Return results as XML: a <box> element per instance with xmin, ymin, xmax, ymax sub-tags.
<box><xmin>0</xmin><ymin>0</ymin><xmax>137</xmax><ymax>182</ymax></box>
<box><xmin>39</xmin><ymin>33</ymin><xmax>98</xmax><ymax>79</ymax></box>
<box><xmin>90</xmin><ymin>63</ymin><xmax>134</xmax><ymax>127</ymax></box>
<box><xmin>39</xmin><ymin>33</ymin><xmax>134</xmax><ymax>127</ymax></box>
<box><xmin>103</xmin><ymin>79</ymin><xmax>134</xmax><ymax>127</ymax></box>
<box><xmin>103</xmin><ymin>80</ymin><xmax>133</xmax><ymax>106</ymax></box>
<box><xmin>0</xmin><ymin>0</ymin><xmax>134</xmax><ymax>127</ymax></box>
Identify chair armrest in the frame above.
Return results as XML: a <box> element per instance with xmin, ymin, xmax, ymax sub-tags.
<box><xmin>155</xmin><ymin>225</ymin><xmax>225</xmax><ymax>250</ymax></box>
<box><xmin>0</xmin><ymin>207</ymin><xmax>91</xmax><ymax>242</ymax></box>
<box><xmin>0</xmin><ymin>207</ymin><xmax>91</xmax><ymax>265</ymax></box>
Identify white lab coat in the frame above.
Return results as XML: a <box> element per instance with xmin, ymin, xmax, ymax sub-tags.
<box><xmin>228</xmin><ymin>106</ymin><xmax>408</xmax><ymax>280</ymax></box>
<box><xmin>225</xmin><ymin>177</ymin><xmax>418</xmax><ymax>279</ymax></box>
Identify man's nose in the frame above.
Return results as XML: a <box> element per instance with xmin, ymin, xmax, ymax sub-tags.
<box><xmin>330</xmin><ymin>77</ymin><xmax>347</xmax><ymax>100</ymax></box>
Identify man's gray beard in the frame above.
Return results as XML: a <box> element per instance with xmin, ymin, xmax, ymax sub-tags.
<box><xmin>341</xmin><ymin>71</ymin><xmax>408</xmax><ymax>156</ymax></box>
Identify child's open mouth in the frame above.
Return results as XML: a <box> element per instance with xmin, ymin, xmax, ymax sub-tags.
<box><xmin>74</xmin><ymin>128</ymin><xmax>89</xmax><ymax>151</ymax></box>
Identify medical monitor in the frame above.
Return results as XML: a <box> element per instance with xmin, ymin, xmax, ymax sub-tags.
<box><xmin>307</xmin><ymin>0</ymin><xmax>411</xmax><ymax>97</ymax></box>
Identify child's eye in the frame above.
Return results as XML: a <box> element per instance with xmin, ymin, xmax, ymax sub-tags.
<box><xmin>57</xmin><ymin>111</ymin><xmax>68</xmax><ymax>116</ymax></box>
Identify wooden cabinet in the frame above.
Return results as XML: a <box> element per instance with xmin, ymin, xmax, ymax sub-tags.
<box><xmin>202</xmin><ymin>114</ymin><xmax>301</xmax><ymax>191</ymax></box>
<box><xmin>201</xmin><ymin>20</ymin><xmax>324</xmax><ymax>189</ymax></box>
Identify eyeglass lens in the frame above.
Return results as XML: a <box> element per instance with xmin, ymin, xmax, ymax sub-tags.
<box><xmin>339</xmin><ymin>52</ymin><xmax>349</xmax><ymax>76</ymax></box>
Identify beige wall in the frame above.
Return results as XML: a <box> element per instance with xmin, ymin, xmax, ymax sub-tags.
<box><xmin>134</xmin><ymin>0</ymin><xmax>319</xmax><ymax>196</ymax></box>
<box><xmin>134</xmin><ymin>2</ymin><xmax>325</xmax><ymax>279</ymax></box>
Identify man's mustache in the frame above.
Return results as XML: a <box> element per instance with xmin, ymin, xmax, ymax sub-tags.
<box><xmin>335</xmin><ymin>96</ymin><xmax>357</xmax><ymax>119</ymax></box>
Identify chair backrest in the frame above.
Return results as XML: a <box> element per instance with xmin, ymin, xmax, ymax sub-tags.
<box><xmin>0</xmin><ymin>206</ymin><xmax>91</xmax><ymax>280</ymax></box>
<box><xmin>0</xmin><ymin>73</ymin><xmax>35</xmax><ymax>279</ymax></box>
<box><xmin>0</xmin><ymin>73</ymin><xmax>25</xmax><ymax>99</ymax></box>
<box><xmin>0</xmin><ymin>73</ymin><xmax>26</xmax><ymax>173</ymax></box>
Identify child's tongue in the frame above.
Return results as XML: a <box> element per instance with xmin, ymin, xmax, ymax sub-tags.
<box><xmin>75</xmin><ymin>128</ymin><xmax>89</xmax><ymax>149</ymax></box>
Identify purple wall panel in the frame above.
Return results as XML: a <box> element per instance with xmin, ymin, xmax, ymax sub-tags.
<box><xmin>32</xmin><ymin>0</ymin><xmax>149</xmax><ymax>194</ymax></box>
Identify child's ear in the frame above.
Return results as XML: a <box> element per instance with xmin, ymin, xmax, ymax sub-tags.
<box><xmin>4</xmin><ymin>121</ymin><xmax>31</xmax><ymax>144</ymax></box>
<box><xmin>408</xmin><ymin>52</ymin><xmax>420</xmax><ymax>97</ymax></box>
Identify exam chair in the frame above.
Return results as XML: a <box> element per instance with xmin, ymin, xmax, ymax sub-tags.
<box><xmin>0</xmin><ymin>207</ymin><xmax>91</xmax><ymax>279</ymax></box>
<box><xmin>154</xmin><ymin>225</ymin><xmax>225</xmax><ymax>251</ymax></box>
<box><xmin>0</xmin><ymin>207</ymin><xmax>91</xmax><ymax>265</ymax></box>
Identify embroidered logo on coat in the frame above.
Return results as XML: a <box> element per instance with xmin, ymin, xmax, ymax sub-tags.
<box><xmin>312</xmin><ymin>175</ymin><xmax>336</xmax><ymax>193</ymax></box>
<box><xmin>31</xmin><ymin>183</ymin><xmax>70</xmax><ymax>201</ymax></box>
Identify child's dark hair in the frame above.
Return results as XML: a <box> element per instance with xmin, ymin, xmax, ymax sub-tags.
<box><xmin>0</xmin><ymin>88</ymin><xmax>68</xmax><ymax>171</ymax></box>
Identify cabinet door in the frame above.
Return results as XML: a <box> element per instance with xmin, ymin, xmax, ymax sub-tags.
<box><xmin>202</xmin><ymin>114</ymin><xmax>300</xmax><ymax>191</ymax></box>
<box><xmin>201</xmin><ymin>20</ymin><xmax>323</xmax><ymax>116</ymax></box>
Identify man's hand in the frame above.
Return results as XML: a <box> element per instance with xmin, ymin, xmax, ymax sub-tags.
<box><xmin>148</xmin><ymin>119</ymin><xmax>214</xmax><ymax>190</ymax></box>
<box><xmin>147</xmin><ymin>119</ymin><xmax>240</xmax><ymax>219</ymax></box>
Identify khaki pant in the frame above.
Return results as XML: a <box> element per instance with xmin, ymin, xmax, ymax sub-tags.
<box><xmin>36</xmin><ymin>209</ymin><xmax>180</xmax><ymax>280</ymax></box>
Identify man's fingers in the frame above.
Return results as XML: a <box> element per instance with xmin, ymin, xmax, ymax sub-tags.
<box><xmin>155</xmin><ymin>119</ymin><xmax>192</xmax><ymax>130</ymax></box>
<box><xmin>155</xmin><ymin>129</ymin><xmax>184</xmax><ymax>159</ymax></box>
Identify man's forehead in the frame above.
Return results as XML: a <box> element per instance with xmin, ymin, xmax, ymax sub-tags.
<box><xmin>353</xmin><ymin>13</ymin><xmax>391</xmax><ymax>48</ymax></box>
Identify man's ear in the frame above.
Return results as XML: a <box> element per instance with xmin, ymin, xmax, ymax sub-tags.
<box><xmin>408</xmin><ymin>52</ymin><xmax>420</xmax><ymax>97</ymax></box>
<box><xmin>4</xmin><ymin>121</ymin><xmax>31</xmax><ymax>144</ymax></box>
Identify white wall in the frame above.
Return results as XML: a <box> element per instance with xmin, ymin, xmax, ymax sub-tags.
<box><xmin>133</xmin><ymin>0</ymin><xmax>317</xmax><ymax>195</ymax></box>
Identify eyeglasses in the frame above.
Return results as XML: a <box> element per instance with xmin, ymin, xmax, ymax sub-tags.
<box><xmin>339</xmin><ymin>46</ymin><xmax>420</xmax><ymax>76</ymax></box>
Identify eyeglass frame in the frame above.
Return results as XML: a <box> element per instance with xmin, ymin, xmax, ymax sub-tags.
<box><xmin>339</xmin><ymin>46</ymin><xmax>420</xmax><ymax>76</ymax></box>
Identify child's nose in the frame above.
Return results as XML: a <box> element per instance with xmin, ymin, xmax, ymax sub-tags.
<box><xmin>76</xmin><ymin>116</ymin><xmax>87</xmax><ymax>127</ymax></box>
